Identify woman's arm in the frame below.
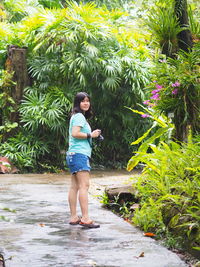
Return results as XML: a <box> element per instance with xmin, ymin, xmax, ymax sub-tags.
<box><xmin>72</xmin><ymin>126</ymin><xmax>101</xmax><ymax>139</ymax></box>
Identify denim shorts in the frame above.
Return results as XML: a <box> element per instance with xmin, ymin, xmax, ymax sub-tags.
<box><xmin>66</xmin><ymin>153</ymin><xmax>91</xmax><ymax>174</ymax></box>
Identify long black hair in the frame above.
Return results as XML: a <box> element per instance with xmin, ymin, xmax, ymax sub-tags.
<box><xmin>72</xmin><ymin>92</ymin><xmax>93</xmax><ymax>119</ymax></box>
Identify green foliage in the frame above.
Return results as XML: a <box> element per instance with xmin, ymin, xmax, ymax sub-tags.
<box><xmin>128</xmin><ymin>136</ymin><xmax>200</xmax><ymax>254</ymax></box>
<box><xmin>145</xmin><ymin>1</ymin><xmax>187</xmax><ymax>56</ymax></box>
<box><xmin>38</xmin><ymin>0</ymin><xmax>64</xmax><ymax>9</ymax></box>
<box><xmin>0</xmin><ymin>1</ymin><xmax>151</xmax><ymax>170</ymax></box>
<box><xmin>143</xmin><ymin>1</ymin><xmax>199</xmax><ymax>141</ymax></box>
<box><xmin>0</xmin><ymin>132</ymin><xmax>50</xmax><ymax>171</ymax></box>
<box><xmin>127</xmin><ymin>106</ymin><xmax>174</xmax><ymax>171</ymax></box>
<box><xmin>0</xmin><ymin>22</ymin><xmax>11</xmax><ymax>66</ymax></box>
<box><xmin>1</xmin><ymin>0</ymin><xmax>198</xmax><ymax>171</ymax></box>
<box><xmin>188</xmin><ymin>4</ymin><xmax>200</xmax><ymax>38</ymax></box>
<box><xmin>0</xmin><ymin>70</ymin><xmax>18</xmax><ymax>141</ymax></box>
<box><xmin>119</xmin><ymin>201</ymin><xmax>130</xmax><ymax>217</ymax></box>
<box><xmin>144</xmin><ymin>47</ymin><xmax>200</xmax><ymax>141</ymax></box>
<box><xmin>82</xmin><ymin>0</ymin><xmax>132</xmax><ymax>10</ymax></box>
<box><xmin>14</xmin><ymin>2</ymin><xmax>150</xmax><ymax>169</ymax></box>
<box><xmin>19</xmin><ymin>87</ymin><xmax>70</xmax><ymax>135</ymax></box>
<box><xmin>162</xmin><ymin>230</ymin><xmax>184</xmax><ymax>250</ymax></box>
<box><xmin>133</xmin><ymin>198</ymin><xmax>165</xmax><ymax>232</ymax></box>
<box><xmin>0</xmin><ymin>122</ymin><xmax>18</xmax><ymax>142</ymax></box>
<box><xmin>100</xmin><ymin>191</ymin><xmax>110</xmax><ymax>206</ymax></box>
<box><xmin>2</xmin><ymin>0</ymin><xmax>42</xmax><ymax>22</ymax></box>
<box><xmin>0</xmin><ymin>70</ymin><xmax>16</xmax><ymax>112</ymax></box>
<box><xmin>100</xmin><ymin>191</ymin><xmax>134</xmax><ymax>218</ymax></box>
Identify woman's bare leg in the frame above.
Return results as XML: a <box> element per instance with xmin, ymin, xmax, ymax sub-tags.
<box><xmin>76</xmin><ymin>171</ymin><xmax>90</xmax><ymax>223</ymax></box>
<box><xmin>68</xmin><ymin>174</ymin><xmax>79</xmax><ymax>222</ymax></box>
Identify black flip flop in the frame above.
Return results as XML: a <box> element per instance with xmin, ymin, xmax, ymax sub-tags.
<box><xmin>79</xmin><ymin>221</ymin><xmax>100</xmax><ymax>228</ymax></box>
<box><xmin>69</xmin><ymin>217</ymin><xmax>81</xmax><ymax>225</ymax></box>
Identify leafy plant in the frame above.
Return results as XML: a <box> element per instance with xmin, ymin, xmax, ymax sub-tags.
<box><xmin>162</xmin><ymin>230</ymin><xmax>184</xmax><ymax>250</ymax></box>
<box><xmin>2</xmin><ymin>0</ymin><xmax>42</xmax><ymax>22</ymax></box>
<box><xmin>144</xmin><ymin>47</ymin><xmax>200</xmax><ymax>141</ymax></box>
<box><xmin>128</xmin><ymin>135</ymin><xmax>200</xmax><ymax>257</ymax></box>
<box><xmin>100</xmin><ymin>192</ymin><xmax>110</xmax><ymax>207</ymax></box>
<box><xmin>145</xmin><ymin>3</ymin><xmax>187</xmax><ymax>56</ymax></box>
<box><xmin>15</xmin><ymin>1</ymin><xmax>151</xmax><ymax>168</ymax></box>
<box><xmin>0</xmin><ymin>70</ymin><xmax>18</xmax><ymax>141</ymax></box>
<box><xmin>0</xmin><ymin>132</ymin><xmax>50</xmax><ymax>172</ymax></box>
<box><xmin>127</xmin><ymin>106</ymin><xmax>174</xmax><ymax>171</ymax></box>
<box><xmin>133</xmin><ymin>198</ymin><xmax>165</xmax><ymax>232</ymax></box>
<box><xmin>19</xmin><ymin>88</ymin><xmax>69</xmax><ymax>134</ymax></box>
<box><xmin>188</xmin><ymin>4</ymin><xmax>200</xmax><ymax>40</ymax></box>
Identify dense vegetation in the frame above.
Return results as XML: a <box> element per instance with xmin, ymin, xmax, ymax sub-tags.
<box><xmin>0</xmin><ymin>0</ymin><xmax>199</xmax><ymax>171</ymax></box>
<box><xmin>127</xmin><ymin>0</ymin><xmax>200</xmax><ymax>259</ymax></box>
<box><xmin>125</xmin><ymin>0</ymin><xmax>200</xmax><ymax>258</ymax></box>
<box><xmin>127</xmin><ymin>130</ymin><xmax>200</xmax><ymax>259</ymax></box>
<box><xmin>0</xmin><ymin>0</ymin><xmax>152</xmax><ymax>171</ymax></box>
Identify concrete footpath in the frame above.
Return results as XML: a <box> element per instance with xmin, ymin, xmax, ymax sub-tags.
<box><xmin>0</xmin><ymin>172</ymin><xmax>188</xmax><ymax>267</ymax></box>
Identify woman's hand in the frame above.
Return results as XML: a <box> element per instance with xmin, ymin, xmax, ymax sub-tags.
<box><xmin>91</xmin><ymin>129</ymin><xmax>101</xmax><ymax>138</ymax></box>
<box><xmin>72</xmin><ymin>126</ymin><xmax>101</xmax><ymax>139</ymax></box>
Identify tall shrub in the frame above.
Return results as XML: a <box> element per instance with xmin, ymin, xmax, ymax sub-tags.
<box><xmin>128</xmin><ymin>137</ymin><xmax>200</xmax><ymax>258</ymax></box>
<box><xmin>0</xmin><ymin>2</ymin><xmax>151</xmax><ymax>171</ymax></box>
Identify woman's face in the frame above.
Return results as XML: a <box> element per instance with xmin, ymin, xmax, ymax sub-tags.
<box><xmin>80</xmin><ymin>96</ymin><xmax>90</xmax><ymax>112</ymax></box>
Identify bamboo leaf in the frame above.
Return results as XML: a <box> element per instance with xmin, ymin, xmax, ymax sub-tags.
<box><xmin>131</xmin><ymin>126</ymin><xmax>154</xmax><ymax>145</ymax></box>
<box><xmin>127</xmin><ymin>152</ymin><xmax>146</xmax><ymax>171</ymax></box>
<box><xmin>139</xmin><ymin>127</ymin><xmax>170</xmax><ymax>153</ymax></box>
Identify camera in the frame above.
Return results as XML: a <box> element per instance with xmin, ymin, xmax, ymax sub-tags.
<box><xmin>97</xmin><ymin>134</ymin><xmax>104</xmax><ymax>141</ymax></box>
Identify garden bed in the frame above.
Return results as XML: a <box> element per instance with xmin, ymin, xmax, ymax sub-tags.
<box><xmin>102</xmin><ymin>183</ymin><xmax>200</xmax><ymax>266</ymax></box>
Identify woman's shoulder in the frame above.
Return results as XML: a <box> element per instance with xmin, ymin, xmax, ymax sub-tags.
<box><xmin>71</xmin><ymin>112</ymin><xmax>85</xmax><ymax>121</ymax></box>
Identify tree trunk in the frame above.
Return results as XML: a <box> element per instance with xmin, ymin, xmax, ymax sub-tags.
<box><xmin>174</xmin><ymin>0</ymin><xmax>194</xmax><ymax>142</ymax></box>
<box><xmin>6</xmin><ymin>45</ymin><xmax>30</xmax><ymax>123</ymax></box>
<box><xmin>175</xmin><ymin>0</ymin><xmax>193</xmax><ymax>52</ymax></box>
<box><xmin>174</xmin><ymin>113</ymin><xmax>190</xmax><ymax>143</ymax></box>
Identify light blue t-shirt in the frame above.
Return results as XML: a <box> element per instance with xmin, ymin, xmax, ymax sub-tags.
<box><xmin>68</xmin><ymin>113</ymin><xmax>92</xmax><ymax>157</ymax></box>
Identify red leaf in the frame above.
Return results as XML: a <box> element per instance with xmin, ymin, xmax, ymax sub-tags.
<box><xmin>143</xmin><ymin>232</ymin><xmax>156</xmax><ymax>237</ymax></box>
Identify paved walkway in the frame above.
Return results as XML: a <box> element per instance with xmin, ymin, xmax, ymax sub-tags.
<box><xmin>0</xmin><ymin>172</ymin><xmax>188</xmax><ymax>267</ymax></box>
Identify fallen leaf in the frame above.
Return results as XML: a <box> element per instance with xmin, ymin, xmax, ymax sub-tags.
<box><xmin>133</xmin><ymin>252</ymin><xmax>145</xmax><ymax>259</ymax></box>
<box><xmin>143</xmin><ymin>232</ymin><xmax>156</xmax><ymax>237</ymax></box>
<box><xmin>39</xmin><ymin>223</ymin><xmax>45</xmax><ymax>227</ymax></box>
<box><xmin>139</xmin><ymin>252</ymin><xmax>144</xmax><ymax>257</ymax></box>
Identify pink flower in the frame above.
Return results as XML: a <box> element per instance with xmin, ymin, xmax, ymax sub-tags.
<box><xmin>151</xmin><ymin>89</ymin><xmax>161</xmax><ymax>95</ymax></box>
<box><xmin>143</xmin><ymin>100</ymin><xmax>150</xmax><ymax>105</ymax></box>
<box><xmin>172</xmin><ymin>81</ymin><xmax>180</xmax><ymax>87</ymax></box>
<box><xmin>141</xmin><ymin>114</ymin><xmax>150</xmax><ymax>118</ymax></box>
<box><xmin>172</xmin><ymin>88</ymin><xmax>178</xmax><ymax>95</ymax></box>
<box><xmin>151</xmin><ymin>93</ymin><xmax>160</xmax><ymax>100</ymax></box>
<box><xmin>155</xmin><ymin>84</ymin><xmax>163</xmax><ymax>89</ymax></box>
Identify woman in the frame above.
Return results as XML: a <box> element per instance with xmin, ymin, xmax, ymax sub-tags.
<box><xmin>66</xmin><ymin>92</ymin><xmax>101</xmax><ymax>228</ymax></box>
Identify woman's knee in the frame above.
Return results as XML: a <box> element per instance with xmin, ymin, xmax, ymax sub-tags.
<box><xmin>76</xmin><ymin>171</ymin><xmax>90</xmax><ymax>190</ymax></box>
<box><xmin>70</xmin><ymin>184</ymin><xmax>78</xmax><ymax>191</ymax></box>
<box><xmin>78</xmin><ymin>181</ymin><xmax>89</xmax><ymax>191</ymax></box>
